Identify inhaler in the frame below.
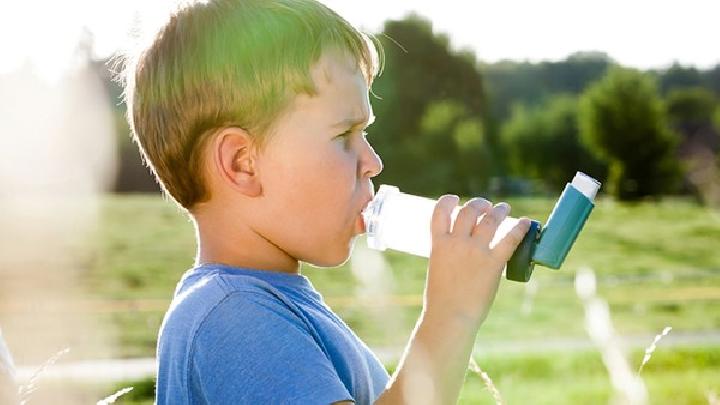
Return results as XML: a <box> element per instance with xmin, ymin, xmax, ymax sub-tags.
<box><xmin>361</xmin><ymin>172</ymin><xmax>601</xmax><ymax>282</ymax></box>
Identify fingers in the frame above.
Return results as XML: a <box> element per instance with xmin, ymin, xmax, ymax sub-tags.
<box><xmin>453</xmin><ymin>197</ymin><xmax>493</xmax><ymax>236</ymax></box>
<box><xmin>431</xmin><ymin>195</ymin><xmax>460</xmax><ymax>237</ymax></box>
<box><xmin>492</xmin><ymin>217</ymin><xmax>532</xmax><ymax>261</ymax></box>
<box><xmin>472</xmin><ymin>202</ymin><xmax>511</xmax><ymax>246</ymax></box>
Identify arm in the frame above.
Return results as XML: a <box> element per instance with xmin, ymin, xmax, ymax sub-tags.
<box><xmin>374</xmin><ymin>196</ymin><xmax>530</xmax><ymax>404</ymax></box>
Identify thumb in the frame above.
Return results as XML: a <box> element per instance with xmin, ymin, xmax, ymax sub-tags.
<box><xmin>492</xmin><ymin>217</ymin><xmax>532</xmax><ymax>261</ymax></box>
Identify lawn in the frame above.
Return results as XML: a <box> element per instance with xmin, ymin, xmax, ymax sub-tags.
<box><xmin>64</xmin><ymin>193</ymin><xmax>720</xmax><ymax>402</ymax></box>
<box><xmin>84</xmin><ymin>345</ymin><xmax>716</xmax><ymax>405</ymax></box>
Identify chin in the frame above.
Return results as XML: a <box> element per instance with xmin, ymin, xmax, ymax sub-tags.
<box><xmin>306</xmin><ymin>238</ymin><xmax>356</xmax><ymax>268</ymax></box>
<box><xmin>307</xmin><ymin>253</ymin><xmax>351</xmax><ymax>269</ymax></box>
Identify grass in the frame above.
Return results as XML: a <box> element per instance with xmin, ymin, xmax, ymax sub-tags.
<box><xmin>58</xmin><ymin>193</ymin><xmax>720</xmax><ymax>402</ymax></box>
<box><xmin>17</xmin><ymin>347</ymin><xmax>719</xmax><ymax>404</ymax></box>
<box><xmin>77</xmin><ymin>194</ymin><xmax>720</xmax><ymax>352</ymax></box>
<box><xmin>98</xmin><ymin>346</ymin><xmax>719</xmax><ymax>404</ymax></box>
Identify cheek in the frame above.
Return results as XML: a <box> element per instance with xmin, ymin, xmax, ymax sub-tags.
<box><xmin>270</xmin><ymin>146</ymin><xmax>356</xmax><ymax>220</ymax></box>
<box><xmin>294</xmin><ymin>145</ymin><xmax>356</xmax><ymax>191</ymax></box>
<box><xmin>308</xmin><ymin>151</ymin><xmax>359</xmax><ymax>236</ymax></box>
<box><xmin>310</xmin><ymin>149</ymin><xmax>356</xmax><ymax>211</ymax></box>
<box><xmin>323</xmin><ymin>145</ymin><xmax>358</xmax><ymax>184</ymax></box>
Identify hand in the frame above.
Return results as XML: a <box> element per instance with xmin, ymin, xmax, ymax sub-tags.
<box><xmin>423</xmin><ymin>195</ymin><xmax>531</xmax><ymax>328</ymax></box>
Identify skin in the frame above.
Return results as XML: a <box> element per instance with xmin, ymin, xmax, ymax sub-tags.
<box><xmin>191</xmin><ymin>49</ymin><xmax>382</xmax><ymax>274</ymax></box>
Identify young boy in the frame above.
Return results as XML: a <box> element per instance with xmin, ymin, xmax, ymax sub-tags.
<box><xmin>123</xmin><ymin>0</ymin><xmax>531</xmax><ymax>403</ymax></box>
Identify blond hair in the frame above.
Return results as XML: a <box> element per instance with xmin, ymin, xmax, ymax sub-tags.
<box><xmin>121</xmin><ymin>0</ymin><xmax>382</xmax><ymax>210</ymax></box>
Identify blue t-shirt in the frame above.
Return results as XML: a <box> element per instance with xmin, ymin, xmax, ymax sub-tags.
<box><xmin>155</xmin><ymin>263</ymin><xmax>389</xmax><ymax>404</ymax></box>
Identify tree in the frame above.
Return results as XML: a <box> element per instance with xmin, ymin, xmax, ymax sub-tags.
<box><xmin>703</xmin><ymin>64</ymin><xmax>720</xmax><ymax>96</ymax></box>
<box><xmin>667</xmin><ymin>87</ymin><xmax>716</xmax><ymax>128</ymax></box>
<box><xmin>417</xmin><ymin>100</ymin><xmax>491</xmax><ymax>194</ymax></box>
<box><xmin>369</xmin><ymin>13</ymin><xmax>490</xmax><ymax>196</ymax></box>
<box><xmin>480</xmin><ymin>52</ymin><xmax>612</xmax><ymax>124</ymax></box>
<box><xmin>666</xmin><ymin>87</ymin><xmax>718</xmax><ymax>157</ymax></box>
<box><xmin>501</xmin><ymin>95</ymin><xmax>606</xmax><ymax>191</ymax></box>
<box><xmin>579</xmin><ymin>67</ymin><xmax>682</xmax><ymax>200</ymax></box>
<box><xmin>665</xmin><ymin>88</ymin><xmax>720</xmax><ymax>203</ymax></box>
<box><xmin>658</xmin><ymin>62</ymin><xmax>703</xmax><ymax>95</ymax></box>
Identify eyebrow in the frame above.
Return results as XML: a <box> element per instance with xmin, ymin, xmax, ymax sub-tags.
<box><xmin>331</xmin><ymin>111</ymin><xmax>376</xmax><ymax>130</ymax></box>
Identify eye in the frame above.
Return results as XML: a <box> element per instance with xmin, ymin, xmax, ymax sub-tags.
<box><xmin>334</xmin><ymin>129</ymin><xmax>354</xmax><ymax>147</ymax></box>
<box><xmin>336</xmin><ymin>129</ymin><xmax>353</xmax><ymax>139</ymax></box>
<box><xmin>335</xmin><ymin>129</ymin><xmax>369</xmax><ymax>148</ymax></box>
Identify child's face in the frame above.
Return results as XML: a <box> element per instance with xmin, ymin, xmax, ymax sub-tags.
<box><xmin>253</xmin><ymin>49</ymin><xmax>383</xmax><ymax>267</ymax></box>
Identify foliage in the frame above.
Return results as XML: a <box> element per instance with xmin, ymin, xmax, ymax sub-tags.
<box><xmin>579</xmin><ymin>67</ymin><xmax>682</xmax><ymax>200</ymax></box>
<box><xmin>666</xmin><ymin>87</ymin><xmax>717</xmax><ymax>126</ymax></box>
<box><xmin>501</xmin><ymin>95</ymin><xmax>606</xmax><ymax>190</ymax></box>
<box><xmin>369</xmin><ymin>14</ymin><xmax>491</xmax><ymax>196</ymax></box>
<box><xmin>656</xmin><ymin>62</ymin><xmax>704</xmax><ymax>94</ymax></box>
<box><xmin>481</xmin><ymin>52</ymin><xmax>613</xmax><ymax>124</ymax></box>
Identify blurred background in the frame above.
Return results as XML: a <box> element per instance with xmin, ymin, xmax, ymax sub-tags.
<box><xmin>0</xmin><ymin>0</ymin><xmax>718</xmax><ymax>403</ymax></box>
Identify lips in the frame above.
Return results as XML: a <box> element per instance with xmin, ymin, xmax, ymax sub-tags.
<box><xmin>355</xmin><ymin>195</ymin><xmax>374</xmax><ymax>234</ymax></box>
<box><xmin>355</xmin><ymin>214</ymin><xmax>366</xmax><ymax>235</ymax></box>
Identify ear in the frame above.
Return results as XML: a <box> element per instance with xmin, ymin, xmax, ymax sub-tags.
<box><xmin>212</xmin><ymin>127</ymin><xmax>263</xmax><ymax>197</ymax></box>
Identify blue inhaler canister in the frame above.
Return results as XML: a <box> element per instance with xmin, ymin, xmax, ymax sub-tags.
<box><xmin>505</xmin><ymin>172</ymin><xmax>601</xmax><ymax>282</ymax></box>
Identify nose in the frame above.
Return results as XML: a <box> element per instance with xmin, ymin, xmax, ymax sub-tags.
<box><xmin>359</xmin><ymin>140</ymin><xmax>383</xmax><ymax>178</ymax></box>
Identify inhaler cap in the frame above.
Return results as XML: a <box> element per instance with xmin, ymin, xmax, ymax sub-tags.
<box><xmin>571</xmin><ymin>172</ymin><xmax>601</xmax><ymax>201</ymax></box>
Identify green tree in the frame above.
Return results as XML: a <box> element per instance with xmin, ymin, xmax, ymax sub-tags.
<box><xmin>658</xmin><ymin>62</ymin><xmax>703</xmax><ymax>94</ymax></box>
<box><xmin>703</xmin><ymin>64</ymin><xmax>720</xmax><ymax>96</ymax></box>
<box><xmin>579</xmin><ymin>68</ymin><xmax>682</xmax><ymax>200</ymax></box>
<box><xmin>369</xmin><ymin>14</ymin><xmax>490</xmax><ymax>196</ymax></box>
<box><xmin>666</xmin><ymin>87</ymin><xmax>717</xmax><ymax>131</ymax></box>
<box><xmin>501</xmin><ymin>95</ymin><xmax>606</xmax><ymax>191</ymax></box>
<box><xmin>481</xmin><ymin>52</ymin><xmax>612</xmax><ymax>124</ymax></box>
<box><xmin>666</xmin><ymin>87</ymin><xmax>718</xmax><ymax>167</ymax></box>
<box><xmin>417</xmin><ymin>100</ymin><xmax>491</xmax><ymax>194</ymax></box>
<box><xmin>665</xmin><ymin>88</ymin><xmax>720</xmax><ymax>204</ymax></box>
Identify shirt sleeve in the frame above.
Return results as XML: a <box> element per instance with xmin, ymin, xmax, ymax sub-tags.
<box><xmin>188</xmin><ymin>290</ymin><xmax>354</xmax><ymax>405</ymax></box>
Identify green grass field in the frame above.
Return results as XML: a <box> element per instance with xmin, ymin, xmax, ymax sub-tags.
<box><xmin>79</xmin><ymin>193</ymin><xmax>719</xmax><ymax>403</ymax></box>
<box><xmin>93</xmin><ymin>346</ymin><xmax>717</xmax><ymax>405</ymax></box>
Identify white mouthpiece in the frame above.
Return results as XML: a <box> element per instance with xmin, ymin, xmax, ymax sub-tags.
<box><xmin>571</xmin><ymin>172</ymin><xmax>601</xmax><ymax>201</ymax></box>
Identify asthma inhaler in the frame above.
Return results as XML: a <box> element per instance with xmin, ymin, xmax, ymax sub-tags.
<box><xmin>362</xmin><ymin>172</ymin><xmax>601</xmax><ymax>282</ymax></box>
<box><xmin>507</xmin><ymin>172</ymin><xmax>601</xmax><ymax>281</ymax></box>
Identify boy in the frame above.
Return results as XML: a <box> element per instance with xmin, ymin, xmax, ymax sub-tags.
<box><xmin>123</xmin><ymin>0</ymin><xmax>531</xmax><ymax>403</ymax></box>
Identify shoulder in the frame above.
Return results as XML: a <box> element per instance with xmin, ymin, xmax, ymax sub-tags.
<box><xmin>194</xmin><ymin>286</ymin><xmax>310</xmax><ymax>342</ymax></box>
<box><xmin>159</xmin><ymin>271</ymin><xmax>307</xmax><ymax>362</ymax></box>
<box><xmin>187</xmin><ymin>286</ymin><xmax>354</xmax><ymax>404</ymax></box>
<box><xmin>186</xmin><ymin>272</ymin><xmax>322</xmax><ymax>359</ymax></box>
<box><xmin>166</xmin><ymin>271</ymin><xmax>296</xmax><ymax>324</ymax></box>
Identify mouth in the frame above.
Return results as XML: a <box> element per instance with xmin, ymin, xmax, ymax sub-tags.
<box><xmin>355</xmin><ymin>195</ymin><xmax>375</xmax><ymax>235</ymax></box>
<box><xmin>354</xmin><ymin>214</ymin><xmax>366</xmax><ymax>235</ymax></box>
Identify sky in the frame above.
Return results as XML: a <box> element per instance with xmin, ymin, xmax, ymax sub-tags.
<box><xmin>1</xmin><ymin>0</ymin><xmax>718</xmax><ymax>82</ymax></box>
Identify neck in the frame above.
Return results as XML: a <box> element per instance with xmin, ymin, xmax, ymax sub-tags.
<box><xmin>190</xmin><ymin>206</ymin><xmax>301</xmax><ymax>275</ymax></box>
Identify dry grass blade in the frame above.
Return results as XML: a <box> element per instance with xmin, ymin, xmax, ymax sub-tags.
<box><xmin>97</xmin><ymin>387</ymin><xmax>134</xmax><ymax>405</ymax></box>
<box><xmin>468</xmin><ymin>356</ymin><xmax>503</xmax><ymax>405</ymax></box>
<box><xmin>575</xmin><ymin>267</ymin><xmax>648</xmax><ymax>405</ymax></box>
<box><xmin>18</xmin><ymin>347</ymin><xmax>70</xmax><ymax>405</ymax></box>
<box><xmin>638</xmin><ymin>326</ymin><xmax>672</xmax><ymax>373</ymax></box>
<box><xmin>0</xmin><ymin>329</ymin><xmax>15</xmax><ymax>378</ymax></box>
